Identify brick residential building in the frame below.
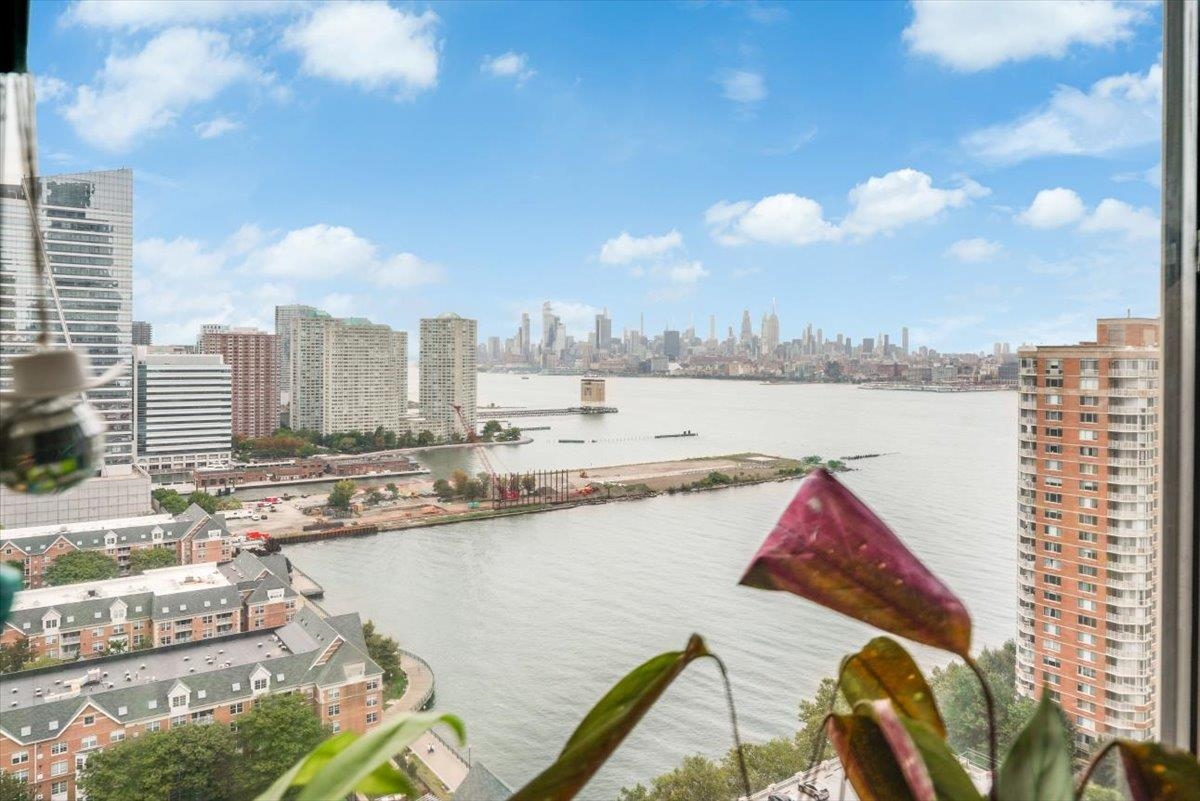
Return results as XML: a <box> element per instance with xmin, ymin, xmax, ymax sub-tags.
<box><xmin>1015</xmin><ymin>317</ymin><xmax>1160</xmax><ymax>744</ymax></box>
<box><xmin>199</xmin><ymin>327</ymin><xmax>279</xmax><ymax>439</ymax></box>
<box><xmin>0</xmin><ymin>607</ymin><xmax>383</xmax><ymax>801</ymax></box>
<box><xmin>0</xmin><ymin>506</ymin><xmax>236</xmax><ymax>589</ymax></box>
<box><xmin>1</xmin><ymin>554</ymin><xmax>302</xmax><ymax>661</ymax></box>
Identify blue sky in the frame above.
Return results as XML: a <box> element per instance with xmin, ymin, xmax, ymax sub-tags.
<box><xmin>29</xmin><ymin>1</ymin><xmax>1163</xmax><ymax>351</ymax></box>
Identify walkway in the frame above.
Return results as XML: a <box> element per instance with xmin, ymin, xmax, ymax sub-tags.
<box><xmin>392</xmin><ymin>650</ymin><xmax>435</xmax><ymax>713</ymax></box>
<box><xmin>409</xmin><ymin>729</ymin><xmax>471</xmax><ymax>791</ymax></box>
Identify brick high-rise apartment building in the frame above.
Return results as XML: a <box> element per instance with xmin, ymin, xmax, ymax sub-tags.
<box><xmin>1015</xmin><ymin>317</ymin><xmax>1159</xmax><ymax>744</ymax></box>
<box><xmin>199</xmin><ymin>327</ymin><xmax>279</xmax><ymax>439</ymax></box>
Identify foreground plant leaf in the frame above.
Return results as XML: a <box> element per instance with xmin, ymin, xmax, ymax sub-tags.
<box><xmin>841</xmin><ymin>636</ymin><xmax>946</xmax><ymax>737</ymax></box>
<box><xmin>995</xmin><ymin>694</ymin><xmax>1072</xmax><ymax>801</ymax></box>
<box><xmin>825</xmin><ymin>712</ymin><xmax>920</xmax><ymax>801</ymax></box>
<box><xmin>740</xmin><ymin>468</ymin><xmax>972</xmax><ymax>656</ymax></box>
<box><xmin>295</xmin><ymin>711</ymin><xmax>464</xmax><ymax>801</ymax></box>
<box><xmin>1116</xmin><ymin>740</ymin><xmax>1200</xmax><ymax>801</ymax></box>
<box><xmin>898</xmin><ymin>714</ymin><xmax>985</xmax><ymax>801</ymax></box>
<box><xmin>860</xmin><ymin>700</ymin><xmax>936</xmax><ymax>801</ymax></box>
<box><xmin>509</xmin><ymin>634</ymin><xmax>712</xmax><ymax>801</ymax></box>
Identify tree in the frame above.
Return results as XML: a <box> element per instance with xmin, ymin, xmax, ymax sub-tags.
<box><xmin>520</xmin><ymin>474</ymin><xmax>537</xmax><ymax>495</ymax></box>
<box><xmin>481</xmin><ymin>420</ymin><xmax>503</xmax><ymax>440</ymax></box>
<box><xmin>152</xmin><ymin>488</ymin><xmax>189</xmax><ymax>515</ymax></box>
<box><xmin>0</xmin><ymin>772</ymin><xmax>34</xmax><ymax>801</ymax></box>
<box><xmin>80</xmin><ymin>723</ymin><xmax>238</xmax><ymax>801</ymax></box>
<box><xmin>362</xmin><ymin>620</ymin><xmax>403</xmax><ymax>691</ymax></box>
<box><xmin>432</xmin><ymin>478</ymin><xmax>452</xmax><ymax>499</ymax></box>
<box><xmin>44</xmin><ymin>551</ymin><xmax>119</xmax><ymax>586</ymax></box>
<box><xmin>105</xmin><ymin>639</ymin><xmax>128</xmax><ymax>655</ymax></box>
<box><xmin>464</xmin><ymin>479</ymin><xmax>487</xmax><ymax>501</ymax></box>
<box><xmin>617</xmin><ymin>754</ymin><xmax>729</xmax><ymax>801</ymax></box>
<box><xmin>328</xmin><ymin>479</ymin><xmax>357</xmax><ymax>510</ymax></box>
<box><xmin>186</xmin><ymin>491</ymin><xmax>219</xmax><ymax>514</ymax></box>
<box><xmin>367</xmin><ymin>489</ymin><xmax>385</xmax><ymax>505</ymax></box>
<box><xmin>214</xmin><ymin>497</ymin><xmax>242</xmax><ymax>511</ymax></box>
<box><xmin>234</xmin><ymin>694</ymin><xmax>329</xmax><ymax>799</ymax></box>
<box><xmin>0</xmin><ymin>639</ymin><xmax>33</xmax><ymax>674</ymax></box>
<box><xmin>450</xmin><ymin>469</ymin><xmax>469</xmax><ymax>495</ymax></box>
<box><xmin>416</xmin><ymin>430</ymin><xmax>436</xmax><ymax>446</ymax></box>
<box><xmin>128</xmin><ymin>547</ymin><xmax>177</xmax><ymax>575</ymax></box>
<box><xmin>385</xmin><ymin>482</ymin><xmax>399</xmax><ymax>498</ymax></box>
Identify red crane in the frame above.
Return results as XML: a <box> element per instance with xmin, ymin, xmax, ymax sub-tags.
<box><xmin>452</xmin><ymin>404</ymin><xmax>518</xmax><ymax>500</ymax></box>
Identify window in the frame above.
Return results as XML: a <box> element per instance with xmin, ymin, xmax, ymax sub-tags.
<box><xmin>1080</xmin><ymin>480</ymin><xmax>1099</xmax><ymax>491</ymax></box>
<box><xmin>328</xmin><ymin>703</ymin><xmax>341</xmax><ymax>716</ymax></box>
<box><xmin>230</xmin><ymin>702</ymin><xmax>244</xmax><ymax>716</ymax></box>
<box><xmin>1045</xmin><ymin>411</ymin><xmax>1063</xmax><ymax>421</ymax></box>
<box><xmin>1044</xmin><ymin>607</ymin><xmax>1062</xmax><ymax>619</ymax></box>
<box><xmin>51</xmin><ymin>760</ymin><xmax>68</xmax><ymax>776</ymax></box>
<box><xmin>1044</xmin><ymin>542</ymin><xmax>1062</xmax><ymax>553</ymax></box>
<box><xmin>1044</xmin><ymin>492</ymin><xmax>1062</xmax><ymax>504</ymax></box>
<box><xmin>253</xmin><ymin>677</ymin><xmax>269</xmax><ymax>692</ymax></box>
<box><xmin>10</xmin><ymin>752</ymin><xmax>28</xmax><ymax>765</ymax></box>
<box><xmin>1080</xmin><ymin>396</ymin><xmax>1100</xmax><ymax>406</ymax></box>
<box><xmin>1080</xmin><ymin>412</ymin><xmax>1099</xmax><ymax>423</ymax></box>
<box><xmin>83</xmin><ymin>714</ymin><xmax>95</xmax><ymax>726</ymax></box>
<box><xmin>1079</xmin><ymin>377</ymin><xmax>1099</xmax><ymax>390</ymax></box>
<box><xmin>1080</xmin><ymin>548</ymin><xmax>1098</xmax><ymax>560</ymax></box>
<box><xmin>1045</xmin><ymin>444</ymin><xmax>1063</xmax><ymax>454</ymax></box>
<box><xmin>1080</xmin><ymin>446</ymin><xmax>1099</xmax><ymax>457</ymax></box>
<box><xmin>1047</xmin><ymin>394</ymin><xmax>1062</xmax><ymax>405</ymax></box>
<box><xmin>1079</xmin><ymin>515</ymin><xmax>1099</xmax><ymax>527</ymax></box>
<box><xmin>1079</xmin><ymin>430</ymin><xmax>1098</xmax><ymax>441</ymax></box>
<box><xmin>111</xmin><ymin>730</ymin><xmax>126</xmax><ymax>742</ymax></box>
<box><xmin>51</xmin><ymin>781</ymin><xmax>68</xmax><ymax>796</ymax></box>
<box><xmin>50</xmin><ymin>742</ymin><xmax>68</xmax><ymax>755</ymax></box>
<box><xmin>80</xmin><ymin>735</ymin><xmax>98</xmax><ymax>749</ymax></box>
<box><xmin>1078</xmin><ymin>615</ymin><xmax>1098</xmax><ymax>628</ymax></box>
<box><xmin>1045</xmin><ymin>509</ymin><xmax>1063</xmax><ymax>520</ymax></box>
<box><xmin>1046</xmin><ymin>427</ymin><xmax>1063</xmax><ymax>438</ymax></box>
<box><xmin>1044</xmin><ymin>459</ymin><xmax>1062</xmax><ymax>471</ymax></box>
<box><xmin>1079</xmin><ymin>582</ymin><xmax>1098</xmax><ymax>594</ymax></box>
<box><xmin>366</xmin><ymin>712</ymin><xmax>379</xmax><ymax>724</ymax></box>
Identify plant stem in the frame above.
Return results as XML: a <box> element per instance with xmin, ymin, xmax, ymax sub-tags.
<box><xmin>1073</xmin><ymin>740</ymin><xmax>1118</xmax><ymax>801</ymax></box>
<box><xmin>711</xmin><ymin>654</ymin><xmax>751</xmax><ymax>799</ymax></box>
<box><xmin>965</xmin><ymin>656</ymin><xmax>998</xmax><ymax>800</ymax></box>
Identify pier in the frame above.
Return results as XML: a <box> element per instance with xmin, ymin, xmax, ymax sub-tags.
<box><xmin>477</xmin><ymin>405</ymin><xmax>618</xmax><ymax>419</ymax></box>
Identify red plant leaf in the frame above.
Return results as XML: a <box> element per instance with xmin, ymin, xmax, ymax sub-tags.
<box><xmin>740</xmin><ymin>468</ymin><xmax>972</xmax><ymax>656</ymax></box>
<box><xmin>1116</xmin><ymin>740</ymin><xmax>1200</xmax><ymax>801</ymax></box>
<box><xmin>825</xmin><ymin>713</ymin><xmax>919</xmax><ymax>801</ymax></box>
<box><xmin>866</xmin><ymin>700</ymin><xmax>937</xmax><ymax>801</ymax></box>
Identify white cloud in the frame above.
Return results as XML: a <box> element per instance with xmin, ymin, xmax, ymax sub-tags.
<box><xmin>481</xmin><ymin>52</ymin><xmax>535</xmax><ymax>85</ymax></box>
<box><xmin>63</xmin><ymin>28</ymin><xmax>256</xmax><ymax>151</ymax></box>
<box><xmin>965</xmin><ymin>62</ymin><xmax>1160</xmax><ymax>163</ymax></box>
<box><xmin>544</xmin><ymin>300</ymin><xmax>603</xmax><ymax>336</ymax></box>
<box><xmin>598</xmin><ymin>230</ymin><xmax>683</xmax><ymax>264</ymax></box>
<box><xmin>841</xmin><ymin>169</ymin><xmax>988</xmax><ymax>237</ymax></box>
<box><xmin>1080</xmin><ymin>198</ymin><xmax>1158</xmax><ymax>240</ymax></box>
<box><xmin>62</xmin><ymin>0</ymin><xmax>296</xmax><ymax>29</ymax></box>
<box><xmin>903</xmin><ymin>1</ymin><xmax>1146</xmax><ymax>72</ymax></box>
<box><xmin>946</xmin><ymin>238</ymin><xmax>1002</xmax><ymax>262</ymax></box>
<box><xmin>718</xmin><ymin>70</ymin><xmax>766</xmax><ymax>104</ymax></box>
<box><xmin>248</xmin><ymin>223</ymin><xmax>444</xmax><ymax>287</ymax></box>
<box><xmin>656</xmin><ymin>261</ymin><xmax>709</xmax><ymax>285</ymax></box>
<box><xmin>707</xmin><ymin>169</ymin><xmax>986</xmax><ymax>246</ymax></box>
<box><xmin>706</xmin><ymin>195</ymin><xmax>839</xmax><ymax>246</ymax></box>
<box><xmin>283</xmin><ymin>2</ymin><xmax>440</xmax><ymax>98</ymax></box>
<box><xmin>194</xmin><ymin>116</ymin><xmax>242</xmax><ymax>139</ymax></box>
<box><xmin>35</xmin><ymin>76</ymin><xmax>70</xmax><ymax>102</ymax></box>
<box><xmin>1016</xmin><ymin>188</ymin><xmax>1086</xmax><ymax>228</ymax></box>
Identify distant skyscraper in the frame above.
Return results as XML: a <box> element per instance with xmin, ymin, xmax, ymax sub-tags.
<box><xmin>541</xmin><ymin>302</ymin><xmax>558</xmax><ymax>353</ymax></box>
<box><xmin>520</xmin><ymin>312</ymin><xmax>531</xmax><ymax>360</ymax></box>
<box><xmin>275</xmin><ymin>304</ymin><xmax>329</xmax><ymax>404</ymax></box>
<box><xmin>135</xmin><ymin>351</ymin><xmax>231</xmax><ymax>475</ymax></box>
<box><xmin>132</xmin><ymin>320</ymin><xmax>152</xmax><ymax>346</ymax></box>
<box><xmin>595</xmin><ymin>308</ymin><xmax>612</xmax><ymax>352</ymax></box>
<box><xmin>663</xmin><ymin>329</ymin><xmax>681</xmax><ymax>360</ymax></box>
<box><xmin>0</xmin><ymin>168</ymin><xmax>135</xmax><ymax>470</ymax></box>
<box><xmin>761</xmin><ymin>303</ymin><xmax>780</xmax><ymax>356</ymax></box>
<box><xmin>740</xmin><ymin>310</ymin><xmax>753</xmax><ymax>348</ymax></box>
<box><xmin>290</xmin><ymin>317</ymin><xmax>406</xmax><ymax>437</ymax></box>
<box><xmin>1016</xmin><ymin>317</ymin><xmax>1160</xmax><ymax>744</ymax></box>
<box><xmin>420</xmin><ymin>314</ymin><xmax>477</xmax><ymax>440</ymax></box>
<box><xmin>708</xmin><ymin>314</ymin><xmax>717</xmax><ymax>343</ymax></box>
<box><xmin>902</xmin><ymin>326</ymin><xmax>910</xmax><ymax>354</ymax></box>
<box><xmin>199</xmin><ymin>328</ymin><xmax>278</xmax><ymax>439</ymax></box>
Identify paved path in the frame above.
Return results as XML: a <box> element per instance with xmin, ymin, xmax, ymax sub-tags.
<box><xmin>410</xmin><ymin>730</ymin><xmax>470</xmax><ymax>791</ymax></box>
<box><xmin>392</xmin><ymin>651</ymin><xmax>434</xmax><ymax>713</ymax></box>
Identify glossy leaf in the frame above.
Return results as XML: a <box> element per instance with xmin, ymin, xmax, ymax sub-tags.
<box><xmin>509</xmin><ymin>634</ymin><xmax>712</xmax><ymax>801</ymax></box>
<box><xmin>841</xmin><ymin>636</ymin><xmax>946</xmax><ymax>738</ymax></box>
<box><xmin>296</xmin><ymin>711</ymin><xmax>464</xmax><ymax>801</ymax></box>
<box><xmin>740</xmin><ymin>468</ymin><xmax>972</xmax><ymax>656</ymax></box>
<box><xmin>995</xmin><ymin>695</ymin><xmax>1073</xmax><ymax>801</ymax></box>
<box><xmin>825</xmin><ymin>712</ymin><xmax>920</xmax><ymax>801</ymax></box>
<box><xmin>900</xmin><ymin>715</ymin><xmax>985</xmax><ymax>801</ymax></box>
<box><xmin>1116</xmin><ymin>740</ymin><xmax>1200</xmax><ymax>801</ymax></box>
<box><xmin>255</xmin><ymin>730</ymin><xmax>417</xmax><ymax>801</ymax></box>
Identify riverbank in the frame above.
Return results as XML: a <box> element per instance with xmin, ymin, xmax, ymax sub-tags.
<box><xmin>224</xmin><ymin>453</ymin><xmax>849</xmax><ymax>545</ymax></box>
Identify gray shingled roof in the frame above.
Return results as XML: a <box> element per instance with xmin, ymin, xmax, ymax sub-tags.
<box><xmin>0</xmin><ymin>505</ymin><xmax>229</xmax><ymax>556</ymax></box>
<box><xmin>5</xmin><ymin>591</ymin><xmax>154</xmax><ymax>636</ymax></box>
<box><xmin>454</xmin><ymin>761</ymin><xmax>513</xmax><ymax>800</ymax></box>
<box><xmin>0</xmin><ymin>607</ymin><xmax>382</xmax><ymax>745</ymax></box>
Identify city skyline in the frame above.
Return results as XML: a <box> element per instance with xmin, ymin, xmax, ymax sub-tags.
<box><xmin>25</xmin><ymin>2</ymin><xmax>1162</xmax><ymax>352</ymax></box>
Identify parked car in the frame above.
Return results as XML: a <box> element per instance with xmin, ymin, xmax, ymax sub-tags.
<box><xmin>798</xmin><ymin>782</ymin><xmax>830</xmax><ymax>801</ymax></box>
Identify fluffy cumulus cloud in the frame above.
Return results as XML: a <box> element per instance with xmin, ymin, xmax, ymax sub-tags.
<box><xmin>1016</xmin><ymin>188</ymin><xmax>1087</xmax><ymax>228</ymax></box>
<box><xmin>1080</xmin><ymin>198</ymin><xmax>1158</xmax><ymax>240</ymax></box>
<box><xmin>481</xmin><ymin>52</ymin><xmax>536</xmax><ymax>85</ymax></box>
<box><xmin>965</xmin><ymin>62</ymin><xmax>1161</xmax><ymax>163</ymax></box>
<box><xmin>946</xmin><ymin>238</ymin><xmax>1002</xmax><ymax>263</ymax></box>
<box><xmin>841</xmin><ymin>169</ymin><xmax>989</xmax><ymax>237</ymax></box>
<box><xmin>598</xmin><ymin>230</ymin><xmax>683</xmax><ymax>264</ymax></box>
<box><xmin>194</xmin><ymin>116</ymin><xmax>242</xmax><ymax>139</ymax></box>
<box><xmin>707</xmin><ymin>169</ymin><xmax>987</xmax><ymax>246</ymax></box>
<box><xmin>903</xmin><ymin>0</ymin><xmax>1147</xmax><ymax>72</ymax></box>
<box><xmin>283</xmin><ymin>2</ymin><xmax>440</xmax><ymax>98</ymax></box>
<box><xmin>62</xmin><ymin>28</ymin><xmax>257</xmax><ymax>151</ymax></box>
<box><xmin>62</xmin><ymin>0</ymin><xmax>296</xmax><ymax>29</ymax></box>
<box><xmin>134</xmin><ymin>223</ymin><xmax>444</xmax><ymax>343</ymax></box>
<box><xmin>718</xmin><ymin>70</ymin><xmax>767</xmax><ymax>104</ymax></box>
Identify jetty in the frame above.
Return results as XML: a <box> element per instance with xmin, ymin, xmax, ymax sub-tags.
<box><xmin>477</xmin><ymin>405</ymin><xmax>618</xmax><ymax>419</ymax></box>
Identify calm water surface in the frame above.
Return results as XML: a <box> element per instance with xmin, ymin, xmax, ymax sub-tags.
<box><xmin>285</xmin><ymin>376</ymin><xmax>1017</xmax><ymax>798</ymax></box>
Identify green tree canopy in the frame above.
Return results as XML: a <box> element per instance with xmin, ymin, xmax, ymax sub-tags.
<box><xmin>80</xmin><ymin>723</ymin><xmax>238</xmax><ymax>801</ymax></box>
<box><xmin>43</xmin><ymin>551</ymin><xmax>119</xmax><ymax>586</ymax></box>
<box><xmin>0</xmin><ymin>639</ymin><xmax>33</xmax><ymax>674</ymax></box>
<box><xmin>328</xmin><ymin>479</ymin><xmax>357</xmax><ymax>510</ymax></box>
<box><xmin>450</xmin><ymin>469</ymin><xmax>469</xmax><ymax>495</ymax></box>
<box><xmin>362</xmin><ymin>619</ymin><xmax>403</xmax><ymax>689</ymax></box>
<box><xmin>432</xmin><ymin>478</ymin><xmax>452</xmax><ymax>498</ymax></box>
<box><xmin>0</xmin><ymin>772</ymin><xmax>34</xmax><ymax>801</ymax></box>
<box><xmin>128</xmin><ymin>547</ymin><xmax>177</xmax><ymax>575</ymax></box>
<box><xmin>234</xmin><ymin>694</ymin><xmax>329</xmax><ymax>799</ymax></box>
<box><xmin>152</xmin><ymin>488</ymin><xmax>189</xmax><ymax>515</ymax></box>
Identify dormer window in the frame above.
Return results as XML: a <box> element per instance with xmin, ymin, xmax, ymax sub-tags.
<box><xmin>110</xmin><ymin>601</ymin><xmax>127</xmax><ymax>623</ymax></box>
<box><xmin>42</xmin><ymin>611</ymin><xmax>60</xmax><ymax>631</ymax></box>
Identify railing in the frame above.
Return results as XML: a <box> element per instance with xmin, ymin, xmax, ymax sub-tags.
<box><xmin>398</xmin><ymin>648</ymin><xmax>436</xmax><ymax>712</ymax></box>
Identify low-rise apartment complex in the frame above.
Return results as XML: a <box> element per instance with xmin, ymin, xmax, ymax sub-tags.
<box><xmin>0</xmin><ymin>607</ymin><xmax>383</xmax><ymax>801</ymax></box>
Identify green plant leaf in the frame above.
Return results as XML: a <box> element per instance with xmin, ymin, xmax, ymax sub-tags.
<box><xmin>995</xmin><ymin>694</ymin><xmax>1073</xmax><ymax>801</ymax></box>
<box><xmin>295</xmin><ymin>711</ymin><xmax>464</xmax><ymax>801</ymax></box>
<box><xmin>509</xmin><ymin>634</ymin><xmax>712</xmax><ymax>801</ymax></box>
<box><xmin>841</xmin><ymin>636</ymin><xmax>946</xmax><ymax>738</ymax></box>
<box><xmin>1115</xmin><ymin>740</ymin><xmax>1200</xmax><ymax>801</ymax></box>
<box><xmin>825</xmin><ymin>712</ymin><xmax>920</xmax><ymax>801</ymax></box>
<box><xmin>900</xmin><ymin>716</ymin><xmax>985</xmax><ymax>801</ymax></box>
<box><xmin>740</xmin><ymin>469</ymin><xmax>972</xmax><ymax>656</ymax></box>
<box><xmin>254</xmin><ymin>731</ymin><xmax>358</xmax><ymax>801</ymax></box>
<box><xmin>859</xmin><ymin>700</ymin><xmax>936</xmax><ymax>801</ymax></box>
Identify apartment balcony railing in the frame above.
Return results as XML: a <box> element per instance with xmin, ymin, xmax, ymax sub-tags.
<box><xmin>1107</xmin><ymin>368</ymin><xmax>1158</xmax><ymax>378</ymax></box>
<box><xmin>1107</xmin><ymin>457</ymin><xmax>1157</xmax><ymax>468</ymax></box>
<box><xmin>1107</xmin><ymin>612</ymin><xmax>1153</xmax><ymax>627</ymax></box>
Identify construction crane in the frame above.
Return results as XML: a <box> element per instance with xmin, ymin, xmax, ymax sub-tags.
<box><xmin>452</xmin><ymin>404</ymin><xmax>518</xmax><ymax>501</ymax></box>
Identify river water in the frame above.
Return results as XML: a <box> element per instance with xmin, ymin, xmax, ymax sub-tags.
<box><xmin>284</xmin><ymin>375</ymin><xmax>1017</xmax><ymax>799</ymax></box>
